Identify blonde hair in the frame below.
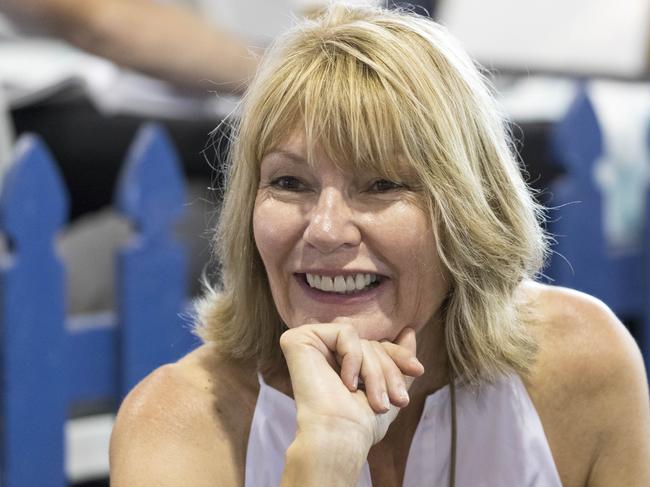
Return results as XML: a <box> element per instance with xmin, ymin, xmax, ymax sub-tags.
<box><xmin>195</xmin><ymin>3</ymin><xmax>549</xmax><ymax>384</ymax></box>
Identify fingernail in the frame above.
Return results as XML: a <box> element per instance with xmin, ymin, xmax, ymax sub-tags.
<box><xmin>352</xmin><ymin>375</ymin><xmax>358</xmax><ymax>390</ymax></box>
<box><xmin>398</xmin><ymin>385</ymin><xmax>409</xmax><ymax>403</ymax></box>
<box><xmin>410</xmin><ymin>357</ymin><xmax>423</xmax><ymax>368</ymax></box>
<box><xmin>381</xmin><ymin>392</ymin><xmax>390</xmax><ymax>410</ymax></box>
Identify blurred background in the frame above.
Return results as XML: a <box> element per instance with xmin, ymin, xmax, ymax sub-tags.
<box><xmin>0</xmin><ymin>0</ymin><xmax>648</xmax><ymax>485</ymax></box>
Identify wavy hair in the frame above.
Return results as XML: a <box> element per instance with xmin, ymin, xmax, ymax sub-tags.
<box><xmin>194</xmin><ymin>3</ymin><xmax>549</xmax><ymax>384</ymax></box>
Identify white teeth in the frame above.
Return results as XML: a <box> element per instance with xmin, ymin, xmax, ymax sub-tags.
<box><xmin>354</xmin><ymin>274</ymin><xmax>364</xmax><ymax>290</ymax></box>
<box><xmin>334</xmin><ymin>276</ymin><xmax>347</xmax><ymax>293</ymax></box>
<box><xmin>305</xmin><ymin>272</ymin><xmax>381</xmax><ymax>294</ymax></box>
<box><xmin>321</xmin><ymin>276</ymin><xmax>333</xmax><ymax>291</ymax></box>
<box><xmin>345</xmin><ymin>275</ymin><xmax>356</xmax><ymax>292</ymax></box>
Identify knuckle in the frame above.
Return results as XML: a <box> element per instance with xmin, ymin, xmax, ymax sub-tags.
<box><xmin>347</xmin><ymin>351</ymin><xmax>363</xmax><ymax>366</ymax></box>
<box><xmin>388</xmin><ymin>368</ymin><xmax>406</xmax><ymax>385</ymax></box>
<box><xmin>351</xmin><ymin>346</ymin><xmax>363</xmax><ymax>358</ymax></box>
<box><xmin>362</xmin><ymin>365</ymin><xmax>383</xmax><ymax>382</ymax></box>
<box><xmin>340</xmin><ymin>322</ymin><xmax>357</xmax><ymax>337</ymax></box>
<box><xmin>279</xmin><ymin>328</ymin><xmax>298</xmax><ymax>349</ymax></box>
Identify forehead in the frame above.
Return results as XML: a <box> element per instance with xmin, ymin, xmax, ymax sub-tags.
<box><xmin>260</xmin><ymin>127</ymin><xmax>418</xmax><ymax>181</ymax></box>
<box><xmin>250</xmin><ymin>60</ymin><xmax>414</xmax><ymax>180</ymax></box>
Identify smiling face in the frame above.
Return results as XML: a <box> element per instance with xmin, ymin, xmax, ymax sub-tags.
<box><xmin>253</xmin><ymin>130</ymin><xmax>450</xmax><ymax>341</ymax></box>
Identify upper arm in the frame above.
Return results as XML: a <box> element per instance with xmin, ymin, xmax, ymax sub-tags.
<box><xmin>109</xmin><ymin>364</ymin><xmax>240</xmax><ymax>487</ymax></box>
<box><xmin>527</xmin><ymin>284</ymin><xmax>650</xmax><ymax>487</ymax></box>
<box><xmin>582</xmin><ymin>302</ymin><xmax>650</xmax><ymax>487</ymax></box>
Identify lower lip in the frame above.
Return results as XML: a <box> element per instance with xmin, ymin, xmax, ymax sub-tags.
<box><xmin>294</xmin><ymin>274</ymin><xmax>388</xmax><ymax>305</ymax></box>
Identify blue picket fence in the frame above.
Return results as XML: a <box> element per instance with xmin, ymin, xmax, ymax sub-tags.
<box><xmin>0</xmin><ymin>124</ymin><xmax>199</xmax><ymax>486</ymax></box>
<box><xmin>0</xmin><ymin>88</ymin><xmax>648</xmax><ymax>485</ymax></box>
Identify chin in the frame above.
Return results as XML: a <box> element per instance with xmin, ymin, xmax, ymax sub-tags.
<box><xmin>287</xmin><ymin>313</ymin><xmax>398</xmax><ymax>341</ymax></box>
<box><xmin>347</xmin><ymin>319</ymin><xmax>401</xmax><ymax>342</ymax></box>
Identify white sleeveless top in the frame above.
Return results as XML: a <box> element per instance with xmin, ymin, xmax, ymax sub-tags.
<box><xmin>245</xmin><ymin>373</ymin><xmax>563</xmax><ymax>486</ymax></box>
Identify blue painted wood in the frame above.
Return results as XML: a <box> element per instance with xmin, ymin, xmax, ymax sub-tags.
<box><xmin>0</xmin><ymin>135</ymin><xmax>68</xmax><ymax>487</ymax></box>
<box><xmin>547</xmin><ymin>89</ymin><xmax>645</xmax><ymax>317</ymax></box>
<box><xmin>0</xmin><ymin>125</ymin><xmax>200</xmax><ymax>483</ymax></box>
<box><xmin>66</xmin><ymin>304</ymin><xmax>195</xmax><ymax>407</ymax></box>
<box><xmin>67</xmin><ymin>313</ymin><xmax>118</xmax><ymax>405</ymax></box>
<box><xmin>115</xmin><ymin>124</ymin><xmax>198</xmax><ymax>396</ymax></box>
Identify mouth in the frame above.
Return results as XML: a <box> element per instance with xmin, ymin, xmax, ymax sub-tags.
<box><xmin>302</xmin><ymin>272</ymin><xmax>382</xmax><ymax>294</ymax></box>
<box><xmin>294</xmin><ymin>271</ymin><xmax>387</xmax><ymax>305</ymax></box>
<box><xmin>293</xmin><ymin>271</ymin><xmax>392</xmax><ymax>310</ymax></box>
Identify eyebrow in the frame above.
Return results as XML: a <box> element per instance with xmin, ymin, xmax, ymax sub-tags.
<box><xmin>263</xmin><ymin>149</ymin><xmax>307</xmax><ymax>164</ymax></box>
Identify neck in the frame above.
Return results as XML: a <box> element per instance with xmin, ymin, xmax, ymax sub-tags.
<box><xmin>410</xmin><ymin>318</ymin><xmax>450</xmax><ymax>404</ymax></box>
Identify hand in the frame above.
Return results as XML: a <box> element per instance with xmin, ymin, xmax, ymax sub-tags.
<box><xmin>279</xmin><ymin>324</ymin><xmax>424</xmax><ymax>451</ymax></box>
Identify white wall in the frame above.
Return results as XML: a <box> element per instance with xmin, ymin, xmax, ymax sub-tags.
<box><xmin>437</xmin><ymin>0</ymin><xmax>650</xmax><ymax>78</ymax></box>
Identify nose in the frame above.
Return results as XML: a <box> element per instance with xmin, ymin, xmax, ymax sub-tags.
<box><xmin>303</xmin><ymin>188</ymin><xmax>361</xmax><ymax>253</ymax></box>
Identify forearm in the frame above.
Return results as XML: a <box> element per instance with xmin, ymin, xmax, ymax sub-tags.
<box><xmin>3</xmin><ymin>0</ymin><xmax>258</xmax><ymax>93</ymax></box>
<box><xmin>281</xmin><ymin>433</ymin><xmax>368</xmax><ymax>487</ymax></box>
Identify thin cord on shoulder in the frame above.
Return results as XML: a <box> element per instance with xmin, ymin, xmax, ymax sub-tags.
<box><xmin>449</xmin><ymin>372</ymin><xmax>457</xmax><ymax>487</ymax></box>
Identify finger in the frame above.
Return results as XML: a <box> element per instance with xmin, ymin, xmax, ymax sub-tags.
<box><xmin>371</xmin><ymin>341</ymin><xmax>410</xmax><ymax>408</ymax></box>
<box><xmin>380</xmin><ymin>342</ymin><xmax>424</xmax><ymax>378</ymax></box>
<box><xmin>334</xmin><ymin>327</ymin><xmax>363</xmax><ymax>391</ymax></box>
<box><xmin>394</xmin><ymin>326</ymin><xmax>417</xmax><ymax>354</ymax></box>
<box><xmin>280</xmin><ymin>323</ymin><xmax>363</xmax><ymax>391</ymax></box>
<box><xmin>381</xmin><ymin>327</ymin><xmax>424</xmax><ymax>378</ymax></box>
<box><xmin>359</xmin><ymin>341</ymin><xmax>390</xmax><ymax>413</ymax></box>
<box><xmin>301</xmin><ymin>324</ymin><xmax>363</xmax><ymax>391</ymax></box>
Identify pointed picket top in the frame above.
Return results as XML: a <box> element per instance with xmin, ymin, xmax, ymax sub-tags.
<box><xmin>114</xmin><ymin>124</ymin><xmax>186</xmax><ymax>236</ymax></box>
<box><xmin>550</xmin><ymin>86</ymin><xmax>603</xmax><ymax>175</ymax></box>
<box><xmin>0</xmin><ymin>134</ymin><xmax>69</xmax><ymax>248</ymax></box>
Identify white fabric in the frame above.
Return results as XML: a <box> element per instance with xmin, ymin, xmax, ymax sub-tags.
<box><xmin>245</xmin><ymin>373</ymin><xmax>563</xmax><ymax>486</ymax></box>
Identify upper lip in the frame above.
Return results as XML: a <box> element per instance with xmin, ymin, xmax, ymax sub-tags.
<box><xmin>296</xmin><ymin>269</ymin><xmax>388</xmax><ymax>278</ymax></box>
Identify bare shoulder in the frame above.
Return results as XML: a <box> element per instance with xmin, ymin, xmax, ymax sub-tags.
<box><xmin>109</xmin><ymin>343</ymin><xmax>259</xmax><ymax>487</ymax></box>
<box><xmin>519</xmin><ymin>280</ymin><xmax>650</xmax><ymax>487</ymax></box>
<box><xmin>521</xmin><ymin>281</ymin><xmax>644</xmax><ymax>386</ymax></box>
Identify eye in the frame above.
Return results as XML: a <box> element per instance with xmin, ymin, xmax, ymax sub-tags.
<box><xmin>368</xmin><ymin>179</ymin><xmax>405</xmax><ymax>193</ymax></box>
<box><xmin>269</xmin><ymin>175</ymin><xmax>308</xmax><ymax>192</ymax></box>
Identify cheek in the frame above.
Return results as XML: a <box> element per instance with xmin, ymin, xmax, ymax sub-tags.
<box><xmin>414</xmin><ymin>249</ymin><xmax>449</xmax><ymax>325</ymax></box>
<box><xmin>253</xmin><ymin>199</ymin><xmax>306</xmax><ymax>326</ymax></box>
<box><xmin>252</xmin><ymin>199</ymin><xmax>301</xmax><ymax>272</ymax></box>
<box><xmin>253</xmin><ymin>208</ymin><xmax>279</xmax><ymax>262</ymax></box>
<box><xmin>387</xmin><ymin>207</ymin><xmax>448</xmax><ymax>321</ymax></box>
<box><xmin>381</xmin><ymin>205</ymin><xmax>436</xmax><ymax>264</ymax></box>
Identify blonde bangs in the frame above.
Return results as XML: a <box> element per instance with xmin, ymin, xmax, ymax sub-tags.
<box><xmin>246</xmin><ymin>25</ymin><xmax>438</xmax><ymax>185</ymax></box>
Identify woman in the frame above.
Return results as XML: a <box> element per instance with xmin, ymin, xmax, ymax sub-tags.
<box><xmin>109</xmin><ymin>4</ymin><xmax>650</xmax><ymax>486</ymax></box>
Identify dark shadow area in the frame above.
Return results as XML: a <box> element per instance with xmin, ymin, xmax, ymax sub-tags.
<box><xmin>75</xmin><ymin>479</ymin><xmax>108</xmax><ymax>487</ymax></box>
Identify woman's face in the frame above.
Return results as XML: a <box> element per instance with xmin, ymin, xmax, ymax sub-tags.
<box><xmin>253</xmin><ymin>130</ymin><xmax>449</xmax><ymax>341</ymax></box>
